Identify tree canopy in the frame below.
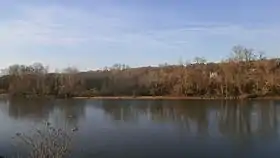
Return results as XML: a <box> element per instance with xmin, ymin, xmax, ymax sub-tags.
<box><xmin>0</xmin><ymin>46</ymin><xmax>279</xmax><ymax>98</ymax></box>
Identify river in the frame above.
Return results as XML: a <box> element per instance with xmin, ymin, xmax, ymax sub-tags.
<box><xmin>0</xmin><ymin>99</ymin><xmax>280</xmax><ymax>158</ymax></box>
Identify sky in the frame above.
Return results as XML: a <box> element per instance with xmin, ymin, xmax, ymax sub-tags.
<box><xmin>0</xmin><ymin>0</ymin><xmax>279</xmax><ymax>71</ymax></box>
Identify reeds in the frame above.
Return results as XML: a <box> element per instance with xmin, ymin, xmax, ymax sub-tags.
<box><xmin>14</xmin><ymin>122</ymin><xmax>77</xmax><ymax>158</ymax></box>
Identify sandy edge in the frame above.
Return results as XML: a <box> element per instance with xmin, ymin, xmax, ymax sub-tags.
<box><xmin>73</xmin><ymin>96</ymin><xmax>280</xmax><ymax>100</ymax></box>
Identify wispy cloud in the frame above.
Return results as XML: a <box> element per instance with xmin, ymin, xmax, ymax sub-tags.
<box><xmin>0</xmin><ymin>6</ymin><xmax>91</xmax><ymax>47</ymax></box>
<box><xmin>0</xmin><ymin>4</ymin><xmax>279</xmax><ymax>70</ymax></box>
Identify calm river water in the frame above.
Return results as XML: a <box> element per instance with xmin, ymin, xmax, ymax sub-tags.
<box><xmin>0</xmin><ymin>99</ymin><xmax>280</xmax><ymax>158</ymax></box>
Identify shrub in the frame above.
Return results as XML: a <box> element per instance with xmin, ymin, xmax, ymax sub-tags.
<box><xmin>14</xmin><ymin>122</ymin><xmax>77</xmax><ymax>158</ymax></box>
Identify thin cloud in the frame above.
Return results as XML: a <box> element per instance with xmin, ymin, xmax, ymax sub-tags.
<box><xmin>0</xmin><ymin>5</ymin><xmax>279</xmax><ymax>70</ymax></box>
<box><xmin>1</xmin><ymin>5</ymin><xmax>279</xmax><ymax>49</ymax></box>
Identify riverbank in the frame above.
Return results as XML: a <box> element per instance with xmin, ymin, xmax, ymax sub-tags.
<box><xmin>73</xmin><ymin>95</ymin><xmax>280</xmax><ymax>100</ymax></box>
<box><xmin>1</xmin><ymin>92</ymin><xmax>280</xmax><ymax>100</ymax></box>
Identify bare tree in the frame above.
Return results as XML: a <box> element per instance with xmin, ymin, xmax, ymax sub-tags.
<box><xmin>193</xmin><ymin>57</ymin><xmax>207</xmax><ymax>64</ymax></box>
<box><xmin>63</xmin><ymin>67</ymin><xmax>79</xmax><ymax>74</ymax></box>
<box><xmin>231</xmin><ymin>45</ymin><xmax>256</xmax><ymax>62</ymax></box>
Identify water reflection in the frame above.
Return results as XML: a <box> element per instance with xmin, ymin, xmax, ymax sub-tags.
<box><xmin>1</xmin><ymin>99</ymin><xmax>280</xmax><ymax>157</ymax></box>
<box><xmin>100</xmin><ymin>100</ymin><xmax>141</xmax><ymax>122</ymax></box>
<box><xmin>7</xmin><ymin>98</ymin><xmax>55</xmax><ymax>122</ymax></box>
<box><xmin>2</xmin><ymin>99</ymin><xmax>86</xmax><ymax>127</ymax></box>
<box><xmin>3</xmin><ymin>99</ymin><xmax>280</xmax><ymax>138</ymax></box>
<box><xmin>218</xmin><ymin>101</ymin><xmax>253</xmax><ymax>137</ymax></box>
<box><xmin>51</xmin><ymin>99</ymin><xmax>87</xmax><ymax>128</ymax></box>
<box><xmin>93</xmin><ymin>99</ymin><xmax>280</xmax><ymax>138</ymax></box>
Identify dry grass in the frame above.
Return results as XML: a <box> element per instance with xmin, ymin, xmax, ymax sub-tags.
<box><xmin>14</xmin><ymin>122</ymin><xmax>77</xmax><ymax>158</ymax></box>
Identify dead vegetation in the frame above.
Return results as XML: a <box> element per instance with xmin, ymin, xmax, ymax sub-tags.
<box><xmin>0</xmin><ymin>45</ymin><xmax>279</xmax><ymax>98</ymax></box>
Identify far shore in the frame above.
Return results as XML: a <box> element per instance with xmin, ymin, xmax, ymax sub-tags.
<box><xmin>73</xmin><ymin>95</ymin><xmax>280</xmax><ymax>100</ymax></box>
<box><xmin>1</xmin><ymin>93</ymin><xmax>280</xmax><ymax>100</ymax></box>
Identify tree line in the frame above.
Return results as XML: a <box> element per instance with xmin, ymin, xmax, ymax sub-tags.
<box><xmin>0</xmin><ymin>45</ymin><xmax>280</xmax><ymax>98</ymax></box>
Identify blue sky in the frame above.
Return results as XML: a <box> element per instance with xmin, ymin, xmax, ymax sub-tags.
<box><xmin>0</xmin><ymin>0</ymin><xmax>279</xmax><ymax>71</ymax></box>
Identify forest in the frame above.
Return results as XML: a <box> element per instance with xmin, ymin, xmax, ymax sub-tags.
<box><xmin>0</xmin><ymin>45</ymin><xmax>279</xmax><ymax>99</ymax></box>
